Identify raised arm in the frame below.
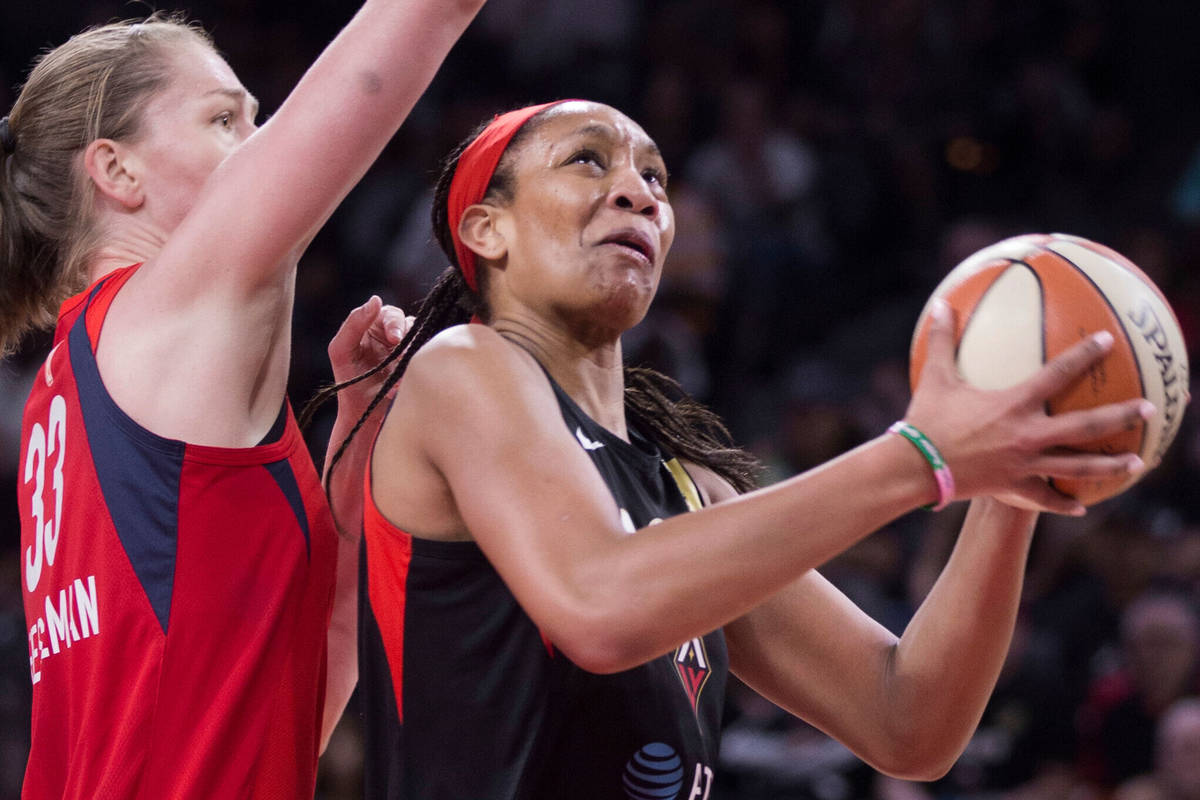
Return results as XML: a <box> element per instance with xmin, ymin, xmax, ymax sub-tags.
<box><xmin>160</xmin><ymin>0</ymin><xmax>487</xmax><ymax>298</ymax></box>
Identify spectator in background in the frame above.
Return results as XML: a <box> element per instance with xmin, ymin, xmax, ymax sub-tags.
<box><xmin>1115</xmin><ymin>697</ymin><xmax>1200</xmax><ymax>800</ymax></box>
<box><xmin>1078</xmin><ymin>590</ymin><xmax>1200</xmax><ymax>789</ymax></box>
<box><xmin>623</xmin><ymin>179</ymin><xmax>728</xmax><ymax>399</ymax></box>
<box><xmin>685</xmin><ymin>76</ymin><xmax>831</xmax><ymax>411</ymax></box>
<box><xmin>471</xmin><ymin>0</ymin><xmax>641</xmax><ymax>102</ymax></box>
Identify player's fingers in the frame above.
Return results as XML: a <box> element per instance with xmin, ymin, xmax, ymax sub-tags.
<box><xmin>377</xmin><ymin>305</ymin><xmax>411</xmax><ymax>345</ymax></box>
<box><xmin>1031</xmin><ymin>451</ymin><xmax>1145</xmax><ymax>481</ymax></box>
<box><xmin>1006</xmin><ymin>477</ymin><xmax>1086</xmax><ymax>516</ymax></box>
<box><xmin>330</xmin><ymin>295</ymin><xmax>382</xmax><ymax>358</ymax></box>
<box><xmin>1020</xmin><ymin>331</ymin><xmax>1113</xmax><ymax>404</ymax></box>
<box><xmin>1034</xmin><ymin>398</ymin><xmax>1155</xmax><ymax>448</ymax></box>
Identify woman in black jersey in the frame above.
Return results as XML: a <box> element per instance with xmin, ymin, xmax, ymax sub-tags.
<box><xmin>314</xmin><ymin>100</ymin><xmax>1151</xmax><ymax>799</ymax></box>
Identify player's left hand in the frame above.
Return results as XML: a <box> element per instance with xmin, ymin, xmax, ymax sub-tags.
<box><xmin>328</xmin><ymin>294</ymin><xmax>412</xmax><ymax>411</ymax></box>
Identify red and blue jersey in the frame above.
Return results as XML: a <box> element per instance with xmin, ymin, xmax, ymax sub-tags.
<box><xmin>18</xmin><ymin>266</ymin><xmax>338</xmax><ymax>799</ymax></box>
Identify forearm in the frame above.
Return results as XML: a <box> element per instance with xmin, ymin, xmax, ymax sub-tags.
<box><xmin>321</xmin><ymin>531</ymin><xmax>360</xmax><ymax>753</ymax></box>
<box><xmin>188</xmin><ymin>0</ymin><xmax>488</xmax><ymax>282</ymax></box>
<box><xmin>319</xmin><ymin>399</ymin><xmax>387</xmax><ymax>748</ymax></box>
<box><xmin>883</xmin><ymin>498</ymin><xmax>1037</xmax><ymax>772</ymax></box>
<box><xmin>318</xmin><ymin>296</ymin><xmax>409</xmax><ymax>747</ymax></box>
<box><xmin>273</xmin><ymin>0</ymin><xmax>488</xmax><ymax>187</ymax></box>
<box><xmin>324</xmin><ymin>399</ymin><xmax>379</xmax><ymax>538</ymax></box>
<box><xmin>555</xmin><ymin>434</ymin><xmax>938</xmax><ymax>670</ymax></box>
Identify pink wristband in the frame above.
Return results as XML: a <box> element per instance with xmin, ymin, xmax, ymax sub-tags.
<box><xmin>888</xmin><ymin>421</ymin><xmax>956</xmax><ymax>511</ymax></box>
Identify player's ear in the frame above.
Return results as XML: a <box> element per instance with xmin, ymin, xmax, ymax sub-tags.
<box><xmin>83</xmin><ymin>138</ymin><xmax>145</xmax><ymax>210</ymax></box>
<box><xmin>458</xmin><ymin>204</ymin><xmax>507</xmax><ymax>263</ymax></box>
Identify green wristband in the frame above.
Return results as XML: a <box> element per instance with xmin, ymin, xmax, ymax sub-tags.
<box><xmin>888</xmin><ymin>421</ymin><xmax>955</xmax><ymax>511</ymax></box>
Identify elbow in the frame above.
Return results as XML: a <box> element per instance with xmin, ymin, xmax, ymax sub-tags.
<box><xmin>874</xmin><ymin>756</ymin><xmax>956</xmax><ymax>784</ymax></box>
<box><xmin>533</xmin><ymin>559</ymin><xmax>664</xmax><ymax>674</ymax></box>
<box><xmin>862</xmin><ymin>730</ymin><xmax>964</xmax><ymax>783</ymax></box>
<box><xmin>863</xmin><ymin>646</ymin><xmax>976</xmax><ymax>781</ymax></box>
<box><xmin>538</xmin><ymin>590</ymin><xmax>652</xmax><ymax>674</ymax></box>
<box><xmin>548</xmin><ymin>618</ymin><xmax>647</xmax><ymax>675</ymax></box>
<box><xmin>557</xmin><ymin>642</ymin><xmax>638</xmax><ymax>676</ymax></box>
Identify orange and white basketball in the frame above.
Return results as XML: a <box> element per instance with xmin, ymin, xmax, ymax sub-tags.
<box><xmin>909</xmin><ymin>233</ymin><xmax>1190</xmax><ymax>505</ymax></box>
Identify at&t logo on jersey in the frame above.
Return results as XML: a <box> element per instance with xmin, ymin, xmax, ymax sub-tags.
<box><xmin>23</xmin><ymin>393</ymin><xmax>101</xmax><ymax>684</ymax></box>
<box><xmin>622</xmin><ymin>742</ymin><xmax>713</xmax><ymax>800</ymax></box>
<box><xmin>674</xmin><ymin>637</ymin><xmax>711</xmax><ymax>712</ymax></box>
<box><xmin>622</xmin><ymin>742</ymin><xmax>683</xmax><ymax>800</ymax></box>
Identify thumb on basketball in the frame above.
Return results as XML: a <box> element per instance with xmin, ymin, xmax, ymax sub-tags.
<box><xmin>917</xmin><ymin>298</ymin><xmax>958</xmax><ymax>387</ymax></box>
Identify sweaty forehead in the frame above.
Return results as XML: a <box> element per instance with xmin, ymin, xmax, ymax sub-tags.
<box><xmin>530</xmin><ymin>104</ymin><xmax>661</xmax><ymax>158</ymax></box>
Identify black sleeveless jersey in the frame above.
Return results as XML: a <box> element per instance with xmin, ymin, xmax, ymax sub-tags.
<box><xmin>359</xmin><ymin>370</ymin><xmax>728</xmax><ymax>799</ymax></box>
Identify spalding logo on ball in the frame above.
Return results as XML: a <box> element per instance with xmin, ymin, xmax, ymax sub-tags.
<box><xmin>910</xmin><ymin>233</ymin><xmax>1190</xmax><ymax>506</ymax></box>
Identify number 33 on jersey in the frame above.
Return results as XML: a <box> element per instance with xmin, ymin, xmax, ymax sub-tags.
<box><xmin>22</xmin><ymin>390</ymin><xmax>101</xmax><ymax>684</ymax></box>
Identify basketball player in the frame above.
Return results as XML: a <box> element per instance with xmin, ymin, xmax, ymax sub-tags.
<box><xmin>0</xmin><ymin>3</ymin><xmax>485</xmax><ymax>797</ymax></box>
<box><xmin>316</xmin><ymin>100</ymin><xmax>1153</xmax><ymax>798</ymax></box>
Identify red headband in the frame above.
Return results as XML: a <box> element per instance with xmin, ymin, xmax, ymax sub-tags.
<box><xmin>447</xmin><ymin>100</ymin><xmax>573</xmax><ymax>290</ymax></box>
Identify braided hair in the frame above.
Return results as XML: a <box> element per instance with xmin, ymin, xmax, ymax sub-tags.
<box><xmin>303</xmin><ymin>106</ymin><xmax>761</xmax><ymax>494</ymax></box>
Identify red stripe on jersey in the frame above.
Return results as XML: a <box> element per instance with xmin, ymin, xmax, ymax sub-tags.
<box><xmin>84</xmin><ymin>263</ymin><xmax>139</xmax><ymax>347</ymax></box>
<box><xmin>363</xmin><ymin>456</ymin><xmax>413</xmax><ymax>722</ymax></box>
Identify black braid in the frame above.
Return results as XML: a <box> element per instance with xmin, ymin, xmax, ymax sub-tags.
<box><xmin>623</xmin><ymin>366</ymin><xmax>761</xmax><ymax>494</ymax></box>
<box><xmin>296</xmin><ymin>264</ymin><xmax>478</xmax><ymax>432</ymax></box>
<box><xmin>297</xmin><ymin>343</ymin><xmax>400</xmax><ymax>432</ymax></box>
<box><xmin>307</xmin><ymin>267</ymin><xmax>475</xmax><ymax>486</ymax></box>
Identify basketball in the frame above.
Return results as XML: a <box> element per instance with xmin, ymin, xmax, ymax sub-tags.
<box><xmin>909</xmin><ymin>233</ymin><xmax>1190</xmax><ymax>506</ymax></box>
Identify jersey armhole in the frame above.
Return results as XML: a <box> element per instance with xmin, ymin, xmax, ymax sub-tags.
<box><xmin>663</xmin><ymin>458</ymin><xmax>705</xmax><ymax>512</ymax></box>
<box><xmin>83</xmin><ymin>264</ymin><xmax>142</xmax><ymax>351</ymax></box>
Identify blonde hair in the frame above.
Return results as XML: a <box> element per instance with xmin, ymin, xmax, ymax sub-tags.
<box><xmin>0</xmin><ymin>13</ymin><xmax>213</xmax><ymax>355</ymax></box>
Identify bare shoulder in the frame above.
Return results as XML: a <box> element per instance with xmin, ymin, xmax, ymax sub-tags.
<box><xmin>386</xmin><ymin>323</ymin><xmax>566</xmax><ymax>460</ymax></box>
<box><xmin>372</xmin><ymin>324</ymin><xmax>549</xmax><ymax>539</ymax></box>
<box><xmin>372</xmin><ymin>323</ymin><xmax>583</xmax><ymax>540</ymax></box>
<box><xmin>677</xmin><ymin>459</ymin><xmax>740</xmax><ymax>506</ymax></box>
<box><xmin>403</xmin><ymin>323</ymin><xmax>550</xmax><ymax>407</ymax></box>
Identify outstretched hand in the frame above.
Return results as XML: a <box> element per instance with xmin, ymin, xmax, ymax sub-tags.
<box><xmin>328</xmin><ymin>294</ymin><xmax>412</xmax><ymax>414</ymax></box>
<box><xmin>904</xmin><ymin>299</ymin><xmax>1151</xmax><ymax>514</ymax></box>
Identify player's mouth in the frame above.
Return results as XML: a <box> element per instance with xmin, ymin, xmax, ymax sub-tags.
<box><xmin>597</xmin><ymin>228</ymin><xmax>657</xmax><ymax>266</ymax></box>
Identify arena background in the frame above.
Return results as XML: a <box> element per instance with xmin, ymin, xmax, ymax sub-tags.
<box><xmin>2</xmin><ymin>2</ymin><xmax>1199</xmax><ymax>798</ymax></box>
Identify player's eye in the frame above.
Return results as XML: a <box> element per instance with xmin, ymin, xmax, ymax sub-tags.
<box><xmin>566</xmin><ymin>149</ymin><xmax>605</xmax><ymax>169</ymax></box>
<box><xmin>642</xmin><ymin>166</ymin><xmax>668</xmax><ymax>188</ymax></box>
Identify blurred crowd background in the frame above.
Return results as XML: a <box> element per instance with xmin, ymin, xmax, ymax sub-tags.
<box><xmin>3</xmin><ymin>1</ymin><xmax>1199</xmax><ymax>798</ymax></box>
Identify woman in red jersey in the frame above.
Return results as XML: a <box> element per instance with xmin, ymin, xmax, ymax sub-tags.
<box><xmin>316</xmin><ymin>100</ymin><xmax>1154</xmax><ymax>798</ymax></box>
<box><xmin>0</xmin><ymin>3</ymin><xmax>485</xmax><ymax>797</ymax></box>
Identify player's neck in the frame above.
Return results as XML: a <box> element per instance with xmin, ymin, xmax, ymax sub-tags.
<box><xmin>495</xmin><ymin>315</ymin><xmax>628</xmax><ymax>439</ymax></box>
<box><xmin>87</xmin><ymin>230</ymin><xmax>164</xmax><ymax>283</ymax></box>
<box><xmin>553</xmin><ymin>354</ymin><xmax>627</xmax><ymax>441</ymax></box>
